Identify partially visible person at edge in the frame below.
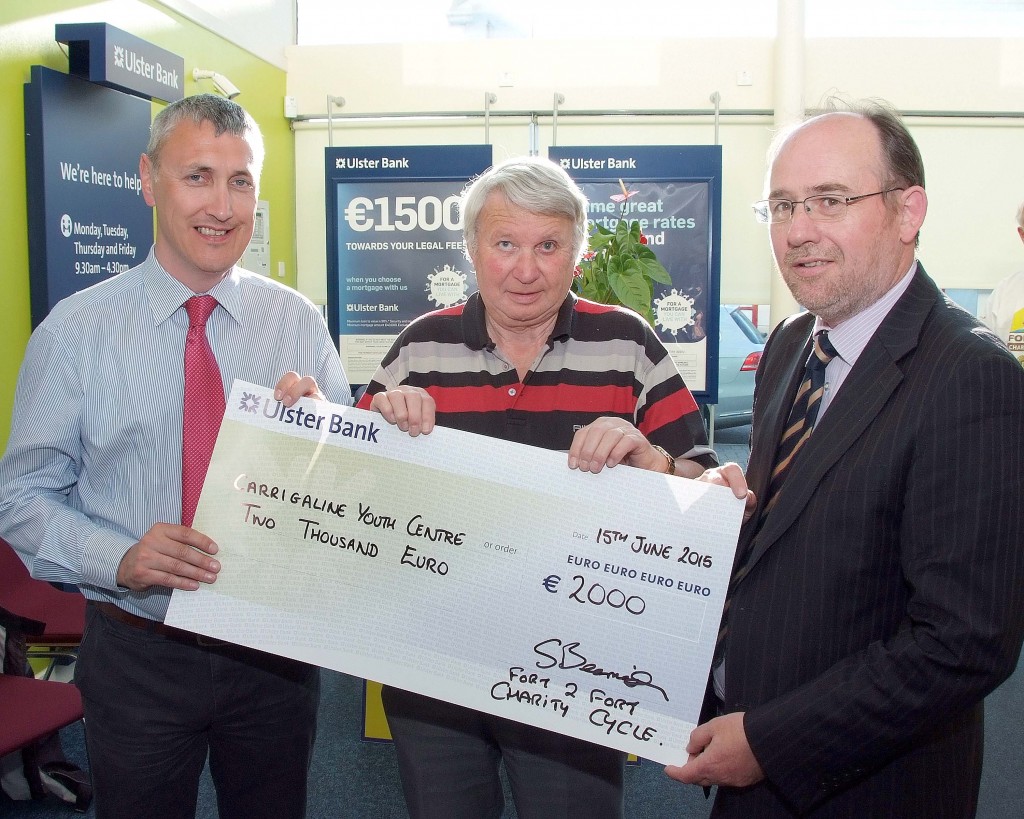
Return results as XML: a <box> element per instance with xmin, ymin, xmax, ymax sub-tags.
<box><xmin>0</xmin><ymin>94</ymin><xmax>351</xmax><ymax>819</ymax></box>
<box><xmin>979</xmin><ymin>198</ymin><xmax>1024</xmax><ymax>365</ymax></box>
<box><xmin>669</xmin><ymin>100</ymin><xmax>1024</xmax><ymax>818</ymax></box>
<box><xmin>362</xmin><ymin>155</ymin><xmax>716</xmax><ymax>818</ymax></box>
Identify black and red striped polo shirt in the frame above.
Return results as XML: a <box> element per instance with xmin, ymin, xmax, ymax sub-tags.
<box><xmin>357</xmin><ymin>292</ymin><xmax>716</xmax><ymax>467</ymax></box>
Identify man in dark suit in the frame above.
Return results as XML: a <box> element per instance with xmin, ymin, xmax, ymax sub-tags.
<box><xmin>666</xmin><ymin>102</ymin><xmax>1024</xmax><ymax>817</ymax></box>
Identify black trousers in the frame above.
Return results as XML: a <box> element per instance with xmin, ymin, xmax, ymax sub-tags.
<box><xmin>76</xmin><ymin>603</ymin><xmax>319</xmax><ymax>819</ymax></box>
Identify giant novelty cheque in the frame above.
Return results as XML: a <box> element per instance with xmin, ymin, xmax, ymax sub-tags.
<box><xmin>165</xmin><ymin>380</ymin><xmax>744</xmax><ymax>764</ymax></box>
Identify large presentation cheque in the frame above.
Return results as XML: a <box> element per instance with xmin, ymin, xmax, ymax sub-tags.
<box><xmin>166</xmin><ymin>380</ymin><xmax>744</xmax><ymax>765</ymax></box>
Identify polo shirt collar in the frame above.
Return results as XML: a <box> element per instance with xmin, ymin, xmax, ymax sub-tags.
<box><xmin>461</xmin><ymin>291</ymin><xmax>576</xmax><ymax>351</ymax></box>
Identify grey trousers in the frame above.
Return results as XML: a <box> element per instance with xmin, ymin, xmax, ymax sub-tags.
<box><xmin>382</xmin><ymin>685</ymin><xmax>625</xmax><ymax>819</ymax></box>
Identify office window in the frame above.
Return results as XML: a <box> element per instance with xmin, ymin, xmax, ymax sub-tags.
<box><xmin>297</xmin><ymin>0</ymin><xmax>1024</xmax><ymax>45</ymax></box>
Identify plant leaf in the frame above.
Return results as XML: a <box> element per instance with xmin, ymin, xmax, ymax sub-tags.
<box><xmin>588</xmin><ymin>230</ymin><xmax>614</xmax><ymax>251</ymax></box>
<box><xmin>608</xmin><ymin>266</ymin><xmax>652</xmax><ymax>315</ymax></box>
<box><xmin>614</xmin><ymin>219</ymin><xmax>632</xmax><ymax>243</ymax></box>
<box><xmin>639</xmin><ymin>257</ymin><xmax>673</xmax><ymax>285</ymax></box>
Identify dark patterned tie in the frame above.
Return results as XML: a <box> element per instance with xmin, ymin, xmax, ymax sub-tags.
<box><xmin>762</xmin><ymin>330</ymin><xmax>838</xmax><ymax>514</ymax></box>
<box><xmin>181</xmin><ymin>296</ymin><xmax>225</xmax><ymax>528</ymax></box>
<box><xmin>713</xmin><ymin>330</ymin><xmax>838</xmax><ymax>669</ymax></box>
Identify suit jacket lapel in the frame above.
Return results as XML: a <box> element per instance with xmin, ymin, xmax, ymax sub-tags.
<box><xmin>738</xmin><ymin>266</ymin><xmax>940</xmax><ymax>576</ymax></box>
<box><xmin>738</xmin><ymin>313</ymin><xmax>812</xmax><ymax>557</ymax></box>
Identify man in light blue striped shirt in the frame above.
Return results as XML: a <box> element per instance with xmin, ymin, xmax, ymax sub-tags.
<box><xmin>0</xmin><ymin>94</ymin><xmax>350</xmax><ymax>819</ymax></box>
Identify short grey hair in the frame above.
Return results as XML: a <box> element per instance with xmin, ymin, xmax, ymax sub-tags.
<box><xmin>460</xmin><ymin>156</ymin><xmax>589</xmax><ymax>263</ymax></box>
<box><xmin>146</xmin><ymin>93</ymin><xmax>264</xmax><ymax>175</ymax></box>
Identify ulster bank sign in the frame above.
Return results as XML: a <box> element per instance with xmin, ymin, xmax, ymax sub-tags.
<box><xmin>24</xmin><ymin>24</ymin><xmax>182</xmax><ymax>324</ymax></box>
<box><xmin>55</xmin><ymin>22</ymin><xmax>184</xmax><ymax>104</ymax></box>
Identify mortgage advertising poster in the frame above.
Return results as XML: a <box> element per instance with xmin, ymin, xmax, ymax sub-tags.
<box><xmin>326</xmin><ymin>145</ymin><xmax>492</xmax><ymax>384</ymax></box>
<box><xmin>549</xmin><ymin>146</ymin><xmax>722</xmax><ymax>402</ymax></box>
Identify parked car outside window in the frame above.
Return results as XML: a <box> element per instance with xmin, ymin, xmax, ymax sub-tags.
<box><xmin>710</xmin><ymin>304</ymin><xmax>764</xmax><ymax>430</ymax></box>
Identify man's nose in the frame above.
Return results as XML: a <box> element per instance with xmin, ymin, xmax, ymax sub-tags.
<box><xmin>782</xmin><ymin>204</ymin><xmax>820</xmax><ymax>245</ymax></box>
<box><xmin>205</xmin><ymin>182</ymin><xmax>233</xmax><ymax>221</ymax></box>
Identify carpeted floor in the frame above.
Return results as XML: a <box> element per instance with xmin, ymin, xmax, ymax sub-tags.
<box><xmin>5</xmin><ymin>658</ymin><xmax>1024</xmax><ymax>818</ymax></box>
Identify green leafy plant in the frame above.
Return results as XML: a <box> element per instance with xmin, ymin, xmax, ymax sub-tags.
<box><xmin>572</xmin><ymin>181</ymin><xmax>672</xmax><ymax>326</ymax></box>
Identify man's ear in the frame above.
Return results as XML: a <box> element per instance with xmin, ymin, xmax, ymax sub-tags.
<box><xmin>140</xmin><ymin>153</ymin><xmax>156</xmax><ymax>208</ymax></box>
<box><xmin>898</xmin><ymin>186</ymin><xmax>927</xmax><ymax>245</ymax></box>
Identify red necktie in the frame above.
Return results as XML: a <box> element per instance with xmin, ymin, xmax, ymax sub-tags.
<box><xmin>181</xmin><ymin>296</ymin><xmax>225</xmax><ymax>528</ymax></box>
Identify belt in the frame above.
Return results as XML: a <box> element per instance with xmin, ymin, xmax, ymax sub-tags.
<box><xmin>91</xmin><ymin>601</ymin><xmax>227</xmax><ymax>647</ymax></box>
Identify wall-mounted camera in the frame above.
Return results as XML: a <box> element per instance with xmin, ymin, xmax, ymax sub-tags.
<box><xmin>192</xmin><ymin>68</ymin><xmax>241</xmax><ymax>100</ymax></box>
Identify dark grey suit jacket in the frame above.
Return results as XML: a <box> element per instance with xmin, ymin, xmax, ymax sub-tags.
<box><xmin>711</xmin><ymin>266</ymin><xmax>1024</xmax><ymax>818</ymax></box>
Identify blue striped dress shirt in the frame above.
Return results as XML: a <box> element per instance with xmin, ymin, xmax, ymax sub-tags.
<box><xmin>0</xmin><ymin>249</ymin><xmax>351</xmax><ymax>620</ymax></box>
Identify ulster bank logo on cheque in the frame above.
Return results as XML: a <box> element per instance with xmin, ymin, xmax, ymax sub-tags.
<box><xmin>238</xmin><ymin>390</ymin><xmax>380</xmax><ymax>442</ymax></box>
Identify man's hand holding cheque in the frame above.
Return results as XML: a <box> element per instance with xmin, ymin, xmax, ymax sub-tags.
<box><xmin>697</xmin><ymin>463</ymin><xmax>757</xmax><ymax>522</ymax></box>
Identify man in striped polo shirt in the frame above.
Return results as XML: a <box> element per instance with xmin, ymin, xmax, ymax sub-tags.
<box><xmin>356</xmin><ymin>156</ymin><xmax>716</xmax><ymax>819</ymax></box>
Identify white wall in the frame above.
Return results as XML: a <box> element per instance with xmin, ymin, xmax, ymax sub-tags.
<box><xmin>286</xmin><ymin>36</ymin><xmax>1024</xmax><ymax>305</ymax></box>
<box><xmin>156</xmin><ymin>0</ymin><xmax>293</xmax><ymax>67</ymax></box>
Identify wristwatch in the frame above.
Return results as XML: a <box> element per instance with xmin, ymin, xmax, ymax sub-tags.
<box><xmin>651</xmin><ymin>445</ymin><xmax>676</xmax><ymax>476</ymax></box>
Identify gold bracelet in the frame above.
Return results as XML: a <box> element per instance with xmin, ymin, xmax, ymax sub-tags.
<box><xmin>651</xmin><ymin>445</ymin><xmax>676</xmax><ymax>476</ymax></box>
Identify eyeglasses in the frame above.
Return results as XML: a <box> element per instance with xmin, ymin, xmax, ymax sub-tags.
<box><xmin>752</xmin><ymin>188</ymin><xmax>904</xmax><ymax>224</ymax></box>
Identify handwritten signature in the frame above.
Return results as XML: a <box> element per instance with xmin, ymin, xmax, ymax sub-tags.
<box><xmin>532</xmin><ymin>638</ymin><xmax>669</xmax><ymax>702</ymax></box>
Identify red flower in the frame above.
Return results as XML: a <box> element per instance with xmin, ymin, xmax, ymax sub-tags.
<box><xmin>639</xmin><ymin>234</ymin><xmax>648</xmax><ymax>244</ymax></box>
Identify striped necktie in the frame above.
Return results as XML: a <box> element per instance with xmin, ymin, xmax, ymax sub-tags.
<box><xmin>762</xmin><ymin>330</ymin><xmax>838</xmax><ymax>514</ymax></box>
<box><xmin>181</xmin><ymin>295</ymin><xmax>225</xmax><ymax>528</ymax></box>
<box><xmin>712</xmin><ymin>330</ymin><xmax>838</xmax><ymax>674</ymax></box>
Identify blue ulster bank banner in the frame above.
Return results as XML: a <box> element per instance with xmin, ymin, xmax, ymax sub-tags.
<box><xmin>326</xmin><ymin>145</ymin><xmax>492</xmax><ymax>385</ymax></box>
<box><xmin>24</xmin><ymin>64</ymin><xmax>154</xmax><ymax>328</ymax></box>
<box><xmin>548</xmin><ymin>146</ymin><xmax>722</xmax><ymax>402</ymax></box>
<box><xmin>56</xmin><ymin>22</ymin><xmax>184</xmax><ymax>103</ymax></box>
